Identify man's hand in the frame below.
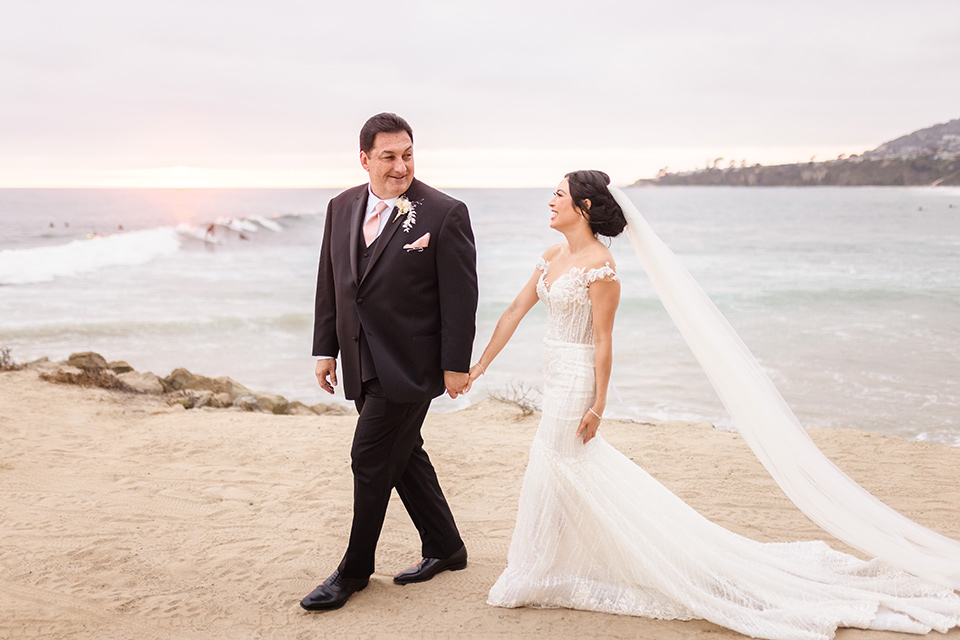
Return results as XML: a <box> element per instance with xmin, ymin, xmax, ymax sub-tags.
<box><xmin>444</xmin><ymin>370</ymin><xmax>470</xmax><ymax>399</ymax></box>
<box><xmin>315</xmin><ymin>358</ymin><xmax>338</xmax><ymax>394</ymax></box>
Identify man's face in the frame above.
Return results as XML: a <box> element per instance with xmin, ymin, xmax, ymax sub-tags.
<box><xmin>360</xmin><ymin>130</ymin><xmax>414</xmax><ymax>199</ymax></box>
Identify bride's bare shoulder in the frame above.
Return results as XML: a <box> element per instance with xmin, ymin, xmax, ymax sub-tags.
<box><xmin>586</xmin><ymin>244</ymin><xmax>617</xmax><ymax>271</ymax></box>
<box><xmin>541</xmin><ymin>243</ymin><xmax>564</xmax><ymax>262</ymax></box>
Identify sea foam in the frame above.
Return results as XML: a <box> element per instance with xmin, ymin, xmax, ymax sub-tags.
<box><xmin>0</xmin><ymin>228</ymin><xmax>182</xmax><ymax>285</ymax></box>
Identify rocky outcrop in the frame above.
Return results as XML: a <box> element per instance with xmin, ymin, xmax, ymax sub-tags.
<box><xmin>34</xmin><ymin>352</ymin><xmax>133</xmax><ymax>391</ymax></box>
<box><xmin>232</xmin><ymin>395</ymin><xmax>262</xmax><ymax>412</ymax></box>
<box><xmin>284</xmin><ymin>401</ymin><xmax>324</xmax><ymax>416</ymax></box>
<box><xmin>161</xmin><ymin>368</ymin><xmax>251</xmax><ymax>398</ymax></box>
<box><xmin>868</xmin><ymin>118</ymin><xmax>960</xmax><ymax>158</ymax></box>
<box><xmin>248</xmin><ymin>391</ymin><xmax>286</xmax><ymax>414</ymax></box>
<box><xmin>634</xmin><ymin>155</ymin><xmax>960</xmax><ymax>187</ymax></box>
<box><xmin>118</xmin><ymin>371</ymin><xmax>165</xmax><ymax>395</ymax></box>
<box><xmin>67</xmin><ymin>352</ymin><xmax>109</xmax><ymax>371</ymax></box>
<box><xmin>634</xmin><ymin>117</ymin><xmax>960</xmax><ymax>187</ymax></box>
<box><xmin>169</xmin><ymin>389</ymin><xmax>215</xmax><ymax>410</ymax></box>
<box><xmin>24</xmin><ymin>351</ymin><xmax>350</xmax><ymax>417</ymax></box>
<box><xmin>108</xmin><ymin>361</ymin><xmax>135</xmax><ymax>374</ymax></box>
<box><xmin>311</xmin><ymin>402</ymin><xmax>352</xmax><ymax>416</ymax></box>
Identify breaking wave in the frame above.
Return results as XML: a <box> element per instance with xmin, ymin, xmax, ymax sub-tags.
<box><xmin>0</xmin><ymin>215</ymin><xmax>290</xmax><ymax>285</ymax></box>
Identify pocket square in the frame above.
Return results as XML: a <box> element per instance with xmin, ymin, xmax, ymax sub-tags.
<box><xmin>403</xmin><ymin>232</ymin><xmax>430</xmax><ymax>252</ymax></box>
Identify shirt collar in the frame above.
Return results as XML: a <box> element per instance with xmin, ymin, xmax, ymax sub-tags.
<box><xmin>367</xmin><ymin>186</ymin><xmax>399</xmax><ymax>216</ymax></box>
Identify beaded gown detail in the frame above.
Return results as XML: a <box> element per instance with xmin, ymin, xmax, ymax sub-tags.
<box><xmin>486</xmin><ymin>258</ymin><xmax>960</xmax><ymax>640</ymax></box>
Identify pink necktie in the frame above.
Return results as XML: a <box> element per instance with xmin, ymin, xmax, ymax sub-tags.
<box><xmin>363</xmin><ymin>201</ymin><xmax>388</xmax><ymax>247</ymax></box>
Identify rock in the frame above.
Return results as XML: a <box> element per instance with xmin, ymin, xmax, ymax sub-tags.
<box><xmin>250</xmin><ymin>391</ymin><xmax>287</xmax><ymax>414</ymax></box>
<box><xmin>188</xmin><ymin>390</ymin><xmax>213</xmax><ymax>408</ymax></box>
<box><xmin>281</xmin><ymin>401</ymin><xmax>318</xmax><ymax>416</ymax></box>
<box><xmin>39</xmin><ymin>365</ymin><xmax>136</xmax><ymax>392</ymax></box>
<box><xmin>24</xmin><ymin>357</ymin><xmax>50</xmax><ymax>369</ymax></box>
<box><xmin>167</xmin><ymin>391</ymin><xmax>190</xmax><ymax>409</ymax></box>
<box><xmin>163</xmin><ymin>368</ymin><xmax>200</xmax><ymax>392</ymax></box>
<box><xmin>53</xmin><ymin>365</ymin><xmax>84</xmax><ymax>376</ymax></box>
<box><xmin>66</xmin><ymin>367</ymin><xmax>121</xmax><ymax>388</ymax></box>
<box><xmin>67</xmin><ymin>352</ymin><xmax>108</xmax><ymax>371</ymax></box>
<box><xmin>118</xmin><ymin>371</ymin><xmax>164</xmax><ymax>395</ymax></box>
<box><xmin>233</xmin><ymin>395</ymin><xmax>262</xmax><ymax>412</ymax></box>
<box><xmin>210</xmin><ymin>376</ymin><xmax>251</xmax><ymax>398</ymax></box>
<box><xmin>209</xmin><ymin>392</ymin><xmax>233</xmax><ymax>409</ymax></box>
<box><xmin>162</xmin><ymin>368</ymin><xmax>251</xmax><ymax>399</ymax></box>
<box><xmin>310</xmin><ymin>403</ymin><xmax>353</xmax><ymax>416</ymax></box>
<box><xmin>108</xmin><ymin>360</ymin><xmax>135</xmax><ymax>374</ymax></box>
<box><xmin>169</xmin><ymin>389</ymin><xmax>214</xmax><ymax>409</ymax></box>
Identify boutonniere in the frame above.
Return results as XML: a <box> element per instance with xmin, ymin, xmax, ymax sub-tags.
<box><xmin>391</xmin><ymin>196</ymin><xmax>419</xmax><ymax>233</ymax></box>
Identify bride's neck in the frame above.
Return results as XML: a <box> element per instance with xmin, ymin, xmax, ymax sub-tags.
<box><xmin>561</xmin><ymin>227</ymin><xmax>596</xmax><ymax>254</ymax></box>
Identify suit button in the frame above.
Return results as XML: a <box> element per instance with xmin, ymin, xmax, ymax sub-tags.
<box><xmin>357</xmin><ymin>297</ymin><xmax>363</xmax><ymax>304</ymax></box>
<box><xmin>352</xmin><ymin>336</ymin><xmax>359</xmax><ymax>342</ymax></box>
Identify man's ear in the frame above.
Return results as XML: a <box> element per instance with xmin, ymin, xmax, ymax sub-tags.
<box><xmin>360</xmin><ymin>150</ymin><xmax>370</xmax><ymax>172</ymax></box>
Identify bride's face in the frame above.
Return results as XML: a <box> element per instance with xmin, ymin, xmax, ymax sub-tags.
<box><xmin>548</xmin><ymin>179</ymin><xmax>586</xmax><ymax>231</ymax></box>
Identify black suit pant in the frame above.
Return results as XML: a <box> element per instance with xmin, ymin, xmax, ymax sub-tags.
<box><xmin>340</xmin><ymin>378</ymin><xmax>463</xmax><ymax>579</ymax></box>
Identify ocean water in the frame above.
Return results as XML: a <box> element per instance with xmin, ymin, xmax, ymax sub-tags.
<box><xmin>1</xmin><ymin>187</ymin><xmax>958</xmax><ymax>445</ymax></box>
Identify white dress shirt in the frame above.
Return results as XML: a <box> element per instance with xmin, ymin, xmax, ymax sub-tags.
<box><xmin>364</xmin><ymin>187</ymin><xmax>398</xmax><ymax>241</ymax></box>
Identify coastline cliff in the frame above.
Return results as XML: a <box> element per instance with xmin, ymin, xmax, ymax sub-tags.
<box><xmin>633</xmin><ymin>118</ymin><xmax>960</xmax><ymax>187</ymax></box>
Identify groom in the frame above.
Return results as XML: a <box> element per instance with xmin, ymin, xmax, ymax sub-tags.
<box><xmin>302</xmin><ymin>113</ymin><xmax>478</xmax><ymax>611</ymax></box>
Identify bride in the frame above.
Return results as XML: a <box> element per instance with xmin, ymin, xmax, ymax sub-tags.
<box><xmin>465</xmin><ymin>170</ymin><xmax>960</xmax><ymax>640</ymax></box>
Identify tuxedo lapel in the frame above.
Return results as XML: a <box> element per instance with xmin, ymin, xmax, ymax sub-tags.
<box><xmin>360</xmin><ymin>180</ymin><xmax>421</xmax><ymax>283</ymax></box>
<box><xmin>348</xmin><ymin>189</ymin><xmax>367</xmax><ymax>284</ymax></box>
<box><xmin>360</xmin><ymin>203</ymin><xmax>403</xmax><ymax>283</ymax></box>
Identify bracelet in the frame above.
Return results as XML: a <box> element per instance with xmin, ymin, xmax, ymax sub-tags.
<box><xmin>475</xmin><ymin>362</ymin><xmax>486</xmax><ymax>375</ymax></box>
<box><xmin>588</xmin><ymin>408</ymin><xmax>602</xmax><ymax>420</ymax></box>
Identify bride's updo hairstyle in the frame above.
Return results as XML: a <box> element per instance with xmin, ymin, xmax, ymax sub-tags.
<box><xmin>565</xmin><ymin>170</ymin><xmax>627</xmax><ymax>238</ymax></box>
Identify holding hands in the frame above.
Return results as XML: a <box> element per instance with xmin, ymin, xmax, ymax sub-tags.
<box><xmin>444</xmin><ymin>370</ymin><xmax>471</xmax><ymax>399</ymax></box>
<box><xmin>463</xmin><ymin>362</ymin><xmax>485</xmax><ymax>394</ymax></box>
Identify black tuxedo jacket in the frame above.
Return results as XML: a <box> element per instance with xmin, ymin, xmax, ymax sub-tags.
<box><xmin>312</xmin><ymin>178</ymin><xmax>478</xmax><ymax>402</ymax></box>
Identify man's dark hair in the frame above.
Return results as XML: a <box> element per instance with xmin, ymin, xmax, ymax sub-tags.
<box><xmin>360</xmin><ymin>113</ymin><xmax>414</xmax><ymax>154</ymax></box>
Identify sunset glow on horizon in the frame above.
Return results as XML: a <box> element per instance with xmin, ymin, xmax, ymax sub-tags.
<box><xmin>0</xmin><ymin>145</ymin><xmax>875</xmax><ymax>189</ymax></box>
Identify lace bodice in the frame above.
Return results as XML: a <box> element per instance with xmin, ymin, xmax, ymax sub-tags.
<box><xmin>536</xmin><ymin>257</ymin><xmax>619</xmax><ymax>345</ymax></box>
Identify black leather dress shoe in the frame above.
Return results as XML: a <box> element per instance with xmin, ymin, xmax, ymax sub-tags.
<box><xmin>393</xmin><ymin>545</ymin><xmax>467</xmax><ymax>585</ymax></box>
<box><xmin>300</xmin><ymin>569</ymin><xmax>369</xmax><ymax>611</ymax></box>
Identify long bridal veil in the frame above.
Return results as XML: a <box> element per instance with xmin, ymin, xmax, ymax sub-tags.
<box><xmin>608</xmin><ymin>185</ymin><xmax>960</xmax><ymax>590</ymax></box>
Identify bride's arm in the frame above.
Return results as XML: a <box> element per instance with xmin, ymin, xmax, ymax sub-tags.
<box><xmin>577</xmin><ymin>277</ymin><xmax>620</xmax><ymax>443</ymax></box>
<box><xmin>464</xmin><ymin>267</ymin><xmax>541</xmax><ymax>391</ymax></box>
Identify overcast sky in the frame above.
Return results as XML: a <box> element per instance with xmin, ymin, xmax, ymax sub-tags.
<box><xmin>2</xmin><ymin>0</ymin><xmax>958</xmax><ymax>187</ymax></box>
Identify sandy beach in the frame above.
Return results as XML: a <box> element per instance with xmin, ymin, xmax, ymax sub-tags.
<box><xmin>2</xmin><ymin>367</ymin><xmax>960</xmax><ymax>640</ymax></box>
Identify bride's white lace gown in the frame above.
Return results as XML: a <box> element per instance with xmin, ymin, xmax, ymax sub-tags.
<box><xmin>486</xmin><ymin>258</ymin><xmax>960</xmax><ymax>640</ymax></box>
